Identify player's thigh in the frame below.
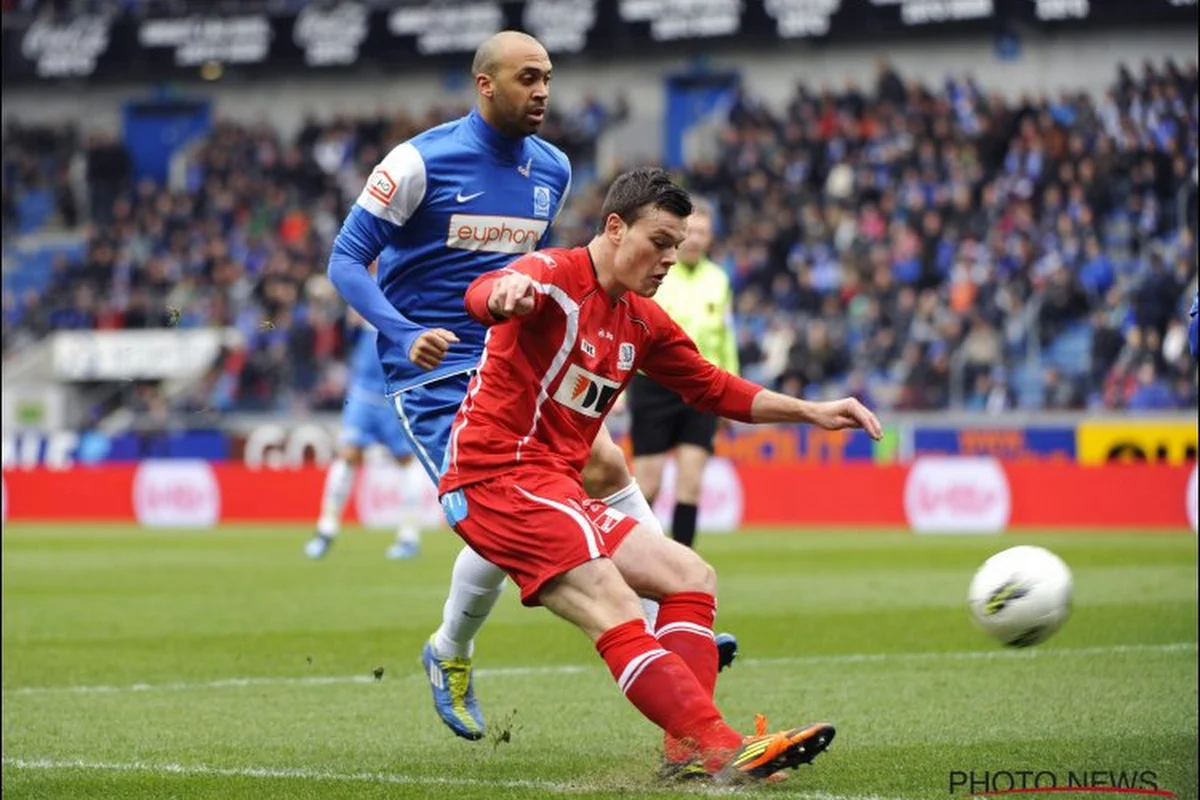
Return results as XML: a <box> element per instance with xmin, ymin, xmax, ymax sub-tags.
<box><xmin>368</xmin><ymin>402</ymin><xmax>416</xmax><ymax>464</ymax></box>
<box><xmin>582</xmin><ymin>424</ymin><xmax>633</xmax><ymax>499</ymax></box>
<box><xmin>632</xmin><ymin>452</ymin><xmax>668</xmax><ymax>502</ymax></box>
<box><xmin>539</xmin><ymin>557</ymin><xmax>644</xmax><ymax>641</ymax></box>
<box><xmin>339</xmin><ymin>397</ymin><xmax>375</xmax><ymax>460</ymax></box>
<box><xmin>610</xmin><ymin>522</ymin><xmax>716</xmax><ymax>601</ymax></box>
<box><xmin>393</xmin><ymin>372</ymin><xmax>472</xmax><ymax>482</ymax></box>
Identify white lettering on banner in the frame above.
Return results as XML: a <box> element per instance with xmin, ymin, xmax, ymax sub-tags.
<box><xmin>139</xmin><ymin>16</ymin><xmax>272</xmax><ymax>66</ymax></box>
<box><xmin>764</xmin><ymin>0</ymin><xmax>841</xmax><ymax>37</ymax></box>
<box><xmin>904</xmin><ymin>457</ymin><xmax>1010</xmax><ymax>534</ymax></box>
<box><xmin>651</xmin><ymin>457</ymin><xmax>744</xmax><ymax>533</ymax></box>
<box><xmin>133</xmin><ymin>460</ymin><xmax>220</xmax><ymax>528</ymax></box>
<box><xmin>618</xmin><ymin>0</ymin><xmax>743</xmax><ymax>40</ymax></box>
<box><xmin>1031</xmin><ymin>0</ymin><xmax>1088</xmax><ymax>20</ymax></box>
<box><xmin>387</xmin><ymin>3</ymin><xmax>503</xmax><ymax>54</ymax></box>
<box><xmin>20</xmin><ymin>15</ymin><xmax>110</xmax><ymax>78</ymax></box>
<box><xmin>354</xmin><ymin>462</ymin><xmax>444</xmax><ymax>530</ymax></box>
<box><xmin>294</xmin><ymin>2</ymin><xmax>368</xmax><ymax>66</ymax></box>
<box><xmin>0</xmin><ymin>431</ymin><xmax>79</xmax><ymax>471</ymax></box>
<box><xmin>446</xmin><ymin>214</ymin><xmax>548</xmax><ymax>254</ymax></box>
<box><xmin>522</xmin><ymin>0</ymin><xmax>597</xmax><ymax>53</ymax></box>
<box><xmin>53</xmin><ymin>330</ymin><xmax>232</xmax><ymax>382</ymax></box>
<box><xmin>1187</xmin><ymin>464</ymin><xmax>1197</xmax><ymax>534</ymax></box>
<box><xmin>869</xmin><ymin>0</ymin><xmax>993</xmax><ymax>23</ymax></box>
<box><xmin>242</xmin><ymin>424</ymin><xmax>335</xmax><ymax>470</ymax></box>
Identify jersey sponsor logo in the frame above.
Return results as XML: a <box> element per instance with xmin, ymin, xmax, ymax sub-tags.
<box><xmin>366</xmin><ymin>169</ymin><xmax>397</xmax><ymax>205</ymax></box>
<box><xmin>581</xmin><ymin>339</ymin><xmax>596</xmax><ymax>358</ymax></box>
<box><xmin>617</xmin><ymin>342</ymin><xmax>635</xmax><ymax>371</ymax></box>
<box><xmin>446</xmin><ymin>214</ymin><xmax>548</xmax><ymax>254</ymax></box>
<box><xmin>533</xmin><ymin>185</ymin><xmax>551</xmax><ymax>217</ymax></box>
<box><xmin>456</xmin><ymin>189</ymin><xmax>485</xmax><ymax>203</ymax></box>
<box><xmin>553</xmin><ymin>363</ymin><xmax>621</xmax><ymax>418</ymax></box>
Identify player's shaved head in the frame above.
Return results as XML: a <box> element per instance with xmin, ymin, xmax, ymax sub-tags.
<box><xmin>472</xmin><ymin>31</ymin><xmax>546</xmax><ymax>77</ymax></box>
<box><xmin>473</xmin><ymin>31</ymin><xmax>552</xmax><ymax>137</ymax></box>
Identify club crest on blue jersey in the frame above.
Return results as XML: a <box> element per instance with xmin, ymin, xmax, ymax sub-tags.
<box><xmin>534</xmin><ymin>186</ymin><xmax>551</xmax><ymax>218</ymax></box>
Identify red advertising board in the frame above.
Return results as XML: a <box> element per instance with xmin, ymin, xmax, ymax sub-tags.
<box><xmin>1</xmin><ymin>461</ymin><xmax>1195</xmax><ymax>531</ymax></box>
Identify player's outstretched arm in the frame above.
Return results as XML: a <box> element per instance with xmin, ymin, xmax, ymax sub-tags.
<box><xmin>749</xmin><ymin>390</ymin><xmax>883</xmax><ymax>440</ymax></box>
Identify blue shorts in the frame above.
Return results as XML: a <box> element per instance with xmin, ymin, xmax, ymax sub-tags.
<box><xmin>392</xmin><ymin>371</ymin><xmax>473</xmax><ymax>484</ymax></box>
<box><xmin>340</xmin><ymin>390</ymin><xmax>413</xmax><ymax>459</ymax></box>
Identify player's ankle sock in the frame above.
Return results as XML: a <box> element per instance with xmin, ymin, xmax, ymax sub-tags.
<box><xmin>596</xmin><ymin>620</ymin><xmax>741</xmax><ymax>769</ymax></box>
<box><xmin>672</xmin><ymin>503</ymin><xmax>698</xmax><ymax>549</ymax></box>
<box><xmin>432</xmin><ymin>545</ymin><xmax>507</xmax><ymax>660</ymax></box>
<box><xmin>395</xmin><ymin>459</ymin><xmax>425</xmax><ymax>545</ymax></box>
<box><xmin>317</xmin><ymin>459</ymin><xmax>355</xmax><ymax>537</ymax></box>
<box><xmin>603</xmin><ymin>480</ymin><xmax>663</xmax><ymax>630</ymax></box>
<box><xmin>655</xmin><ymin>592</ymin><xmax>720</xmax><ymax>762</ymax></box>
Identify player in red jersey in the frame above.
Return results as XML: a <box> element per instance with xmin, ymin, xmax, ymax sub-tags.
<box><xmin>438</xmin><ymin>168</ymin><xmax>882</xmax><ymax>782</ymax></box>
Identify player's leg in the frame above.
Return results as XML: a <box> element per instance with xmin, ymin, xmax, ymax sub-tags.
<box><xmin>307</xmin><ymin>400</ymin><xmax>370</xmax><ymax>558</ymax></box>
<box><xmin>397</xmin><ymin>374</ymin><xmax>500</xmax><ymax>740</ymax></box>
<box><xmin>629</xmin><ymin>373</ymin><xmax>679</xmax><ymax>505</ymax></box>
<box><xmin>375</xmin><ymin>403</ymin><xmax>422</xmax><ymax>559</ymax></box>
<box><xmin>670</xmin><ymin>405</ymin><xmax>719</xmax><ymax>549</ymax></box>
<box><xmin>607</xmin><ymin>521</ymin><xmax>831</xmax><ymax>781</ymax></box>
<box><xmin>583</xmin><ymin>426</ymin><xmax>666</xmax><ymax>628</ymax></box>
<box><xmin>447</xmin><ymin>474</ymin><xmax>743</xmax><ymax>774</ymax></box>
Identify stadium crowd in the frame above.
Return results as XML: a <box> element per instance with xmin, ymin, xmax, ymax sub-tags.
<box><xmin>2</xmin><ymin>59</ymin><xmax>1197</xmax><ymax>414</ymax></box>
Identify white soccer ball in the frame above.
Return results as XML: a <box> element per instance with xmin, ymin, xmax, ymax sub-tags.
<box><xmin>968</xmin><ymin>545</ymin><xmax>1073</xmax><ymax>648</ymax></box>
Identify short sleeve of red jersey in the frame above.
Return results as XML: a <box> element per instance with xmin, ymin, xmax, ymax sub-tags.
<box><xmin>637</xmin><ymin>301</ymin><xmax>761</xmax><ymax>422</ymax></box>
<box><xmin>464</xmin><ymin>251</ymin><xmax>564</xmax><ymax>326</ymax></box>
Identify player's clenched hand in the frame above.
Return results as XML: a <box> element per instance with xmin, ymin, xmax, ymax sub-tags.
<box><xmin>488</xmin><ymin>272</ymin><xmax>536</xmax><ymax>319</ymax></box>
<box><xmin>810</xmin><ymin>398</ymin><xmax>884</xmax><ymax>441</ymax></box>
<box><xmin>409</xmin><ymin>328</ymin><xmax>460</xmax><ymax>371</ymax></box>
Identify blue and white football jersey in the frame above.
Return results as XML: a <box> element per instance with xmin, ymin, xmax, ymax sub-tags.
<box><xmin>328</xmin><ymin>108</ymin><xmax>571</xmax><ymax>393</ymax></box>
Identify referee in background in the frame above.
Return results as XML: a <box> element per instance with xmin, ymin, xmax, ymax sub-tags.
<box><xmin>631</xmin><ymin>199</ymin><xmax>738</xmax><ymax>549</ymax></box>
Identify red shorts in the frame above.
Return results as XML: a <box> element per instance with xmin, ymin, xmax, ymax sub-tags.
<box><xmin>441</xmin><ymin>469</ymin><xmax>639</xmax><ymax>606</ymax></box>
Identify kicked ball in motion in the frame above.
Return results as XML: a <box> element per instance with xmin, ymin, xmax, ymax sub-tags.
<box><xmin>968</xmin><ymin>545</ymin><xmax>1073</xmax><ymax>648</ymax></box>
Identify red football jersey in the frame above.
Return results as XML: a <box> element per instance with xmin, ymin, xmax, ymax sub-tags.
<box><xmin>439</xmin><ymin>246</ymin><xmax>761</xmax><ymax>493</ymax></box>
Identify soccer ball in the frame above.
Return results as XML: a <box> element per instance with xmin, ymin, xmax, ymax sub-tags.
<box><xmin>968</xmin><ymin>546</ymin><xmax>1073</xmax><ymax>648</ymax></box>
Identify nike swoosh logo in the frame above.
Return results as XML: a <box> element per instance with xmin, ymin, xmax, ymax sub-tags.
<box><xmin>456</xmin><ymin>190</ymin><xmax>485</xmax><ymax>203</ymax></box>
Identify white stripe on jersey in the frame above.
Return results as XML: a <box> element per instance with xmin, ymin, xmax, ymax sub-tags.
<box><xmin>513</xmin><ymin>484</ymin><xmax>601</xmax><ymax>559</ymax></box>
<box><xmin>356</xmin><ymin>142</ymin><xmax>427</xmax><ymax>227</ymax></box>
<box><xmin>515</xmin><ymin>280</ymin><xmax>579</xmax><ymax>463</ymax></box>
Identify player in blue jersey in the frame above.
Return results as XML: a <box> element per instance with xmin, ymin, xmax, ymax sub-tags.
<box><xmin>305</xmin><ymin>313</ymin><xmax>426</xmax><ymax>560</ymax></box>
<box><xmin>327</xmin><ymin>31</ymin><xmax>737</xmax><ymax>743</ymax></box>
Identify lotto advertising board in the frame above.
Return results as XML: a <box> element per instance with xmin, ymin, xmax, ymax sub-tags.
<box><xmin>2</xmin><ymin>460</ymin><xmax>1194</xmax><ymax>533</ymax></box>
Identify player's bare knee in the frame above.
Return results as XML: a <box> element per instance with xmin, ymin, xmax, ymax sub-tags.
<box><xmin>669</xmin><ymin>547</ymin><xmax>716</xmax><ymax>595</ymax></box>
<box><xmin>341</xmin><ymin>447</ymin><xmax>365</xmax><ymax>467</ymax></box>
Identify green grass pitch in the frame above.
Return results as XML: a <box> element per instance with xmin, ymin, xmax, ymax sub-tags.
<box><xmin>2</xmin><ymin>524</ymin><xmax>1196</xmax><ymax>799</ymax></box>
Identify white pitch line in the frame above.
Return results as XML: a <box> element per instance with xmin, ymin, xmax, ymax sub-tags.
<box><xmin>0</xmin><ymin>756</ymin><xmax>915</xmax><ymax>800</ymax></box>
<box><xmin>3</xmin><ymin>642</ymin><xmax>1193</xmax><ymax>697</ymax></box>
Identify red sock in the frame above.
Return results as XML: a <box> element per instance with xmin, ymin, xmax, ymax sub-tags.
<box><xmin>596</xmin><ymin>619</ymin><xmax>741</xmax><ymax>770</ymax></box>
<box><xmin>655</xmin><ymin>592</ymin><xmax>720</xmax><ymax>762</ymax></box>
